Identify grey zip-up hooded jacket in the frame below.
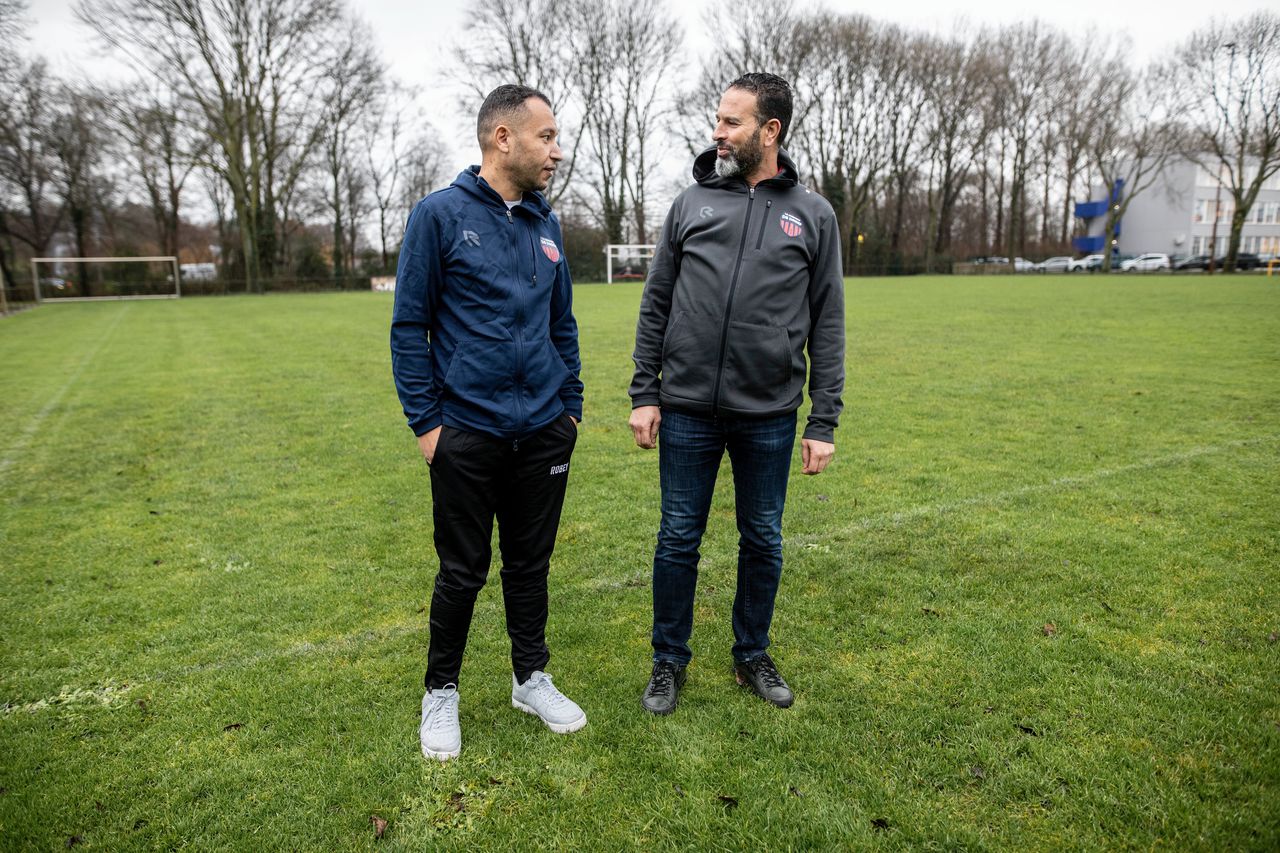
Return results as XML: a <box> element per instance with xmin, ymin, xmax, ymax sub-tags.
<box><xmin>629</xmin><ymin>147</ymin><xmax>845</xmax><ymax>441</ymax></box>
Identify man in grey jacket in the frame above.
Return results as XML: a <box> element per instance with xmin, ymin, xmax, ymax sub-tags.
<box><xmin>629</xmin><ymin>73</ymin><xmax>844</xmax><ymax>715</ymax></box>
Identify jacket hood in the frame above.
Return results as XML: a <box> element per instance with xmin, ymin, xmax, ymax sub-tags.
<box><xmin>452</xmin><ymin>165</ymin><xmax>553</xmax><ymax>220</ymax></box>
<box><xmin>691</xmin><ymin>145</ymin><xmax>800</xmax><ymax>190</ymax></box>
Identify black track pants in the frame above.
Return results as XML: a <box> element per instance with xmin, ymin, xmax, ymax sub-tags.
<box><xmin>424</xmin><ymin>414</ymin><xmax>577</xmax><ymax>689</ymax></box>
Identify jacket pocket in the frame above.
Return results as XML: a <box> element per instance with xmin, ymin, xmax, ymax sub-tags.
<box><xmin>721</xmin><ymin>321</ymin><xmax>792</xmax><ymax>411</ymax></box>
<box><xmin>441</xmin><ymin>341</ymin><xmax>515</xmax><ymax>411</ymax></box>
<box><xmin>660</xmin><ymin>311</ymin><xmax>719</xmax><ymax>403</ymax></box>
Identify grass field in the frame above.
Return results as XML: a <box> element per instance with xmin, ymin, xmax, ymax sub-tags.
<box><xmin>1</xmin><ymin>276</ymin><xmax>1277</xmax><ymax>850</ymax></box>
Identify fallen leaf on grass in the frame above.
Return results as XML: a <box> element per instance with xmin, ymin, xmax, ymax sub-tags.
<box><xmin>1269</xmin><ymin>632</ymin><xmax>1277</xmax><ymax>644</ymax></box>
<box><xmin>132</xmin><ymin>819</ymin><xmax>148</xmax><ymax>830</ymax></box>
<box><xmin>447</xmin><ymin>792</ymin><xmax>466</xmax><ymax>812</ymax></box>
<box><xmin>370</xmin><ymin>815</ymin><xmax>388</xmax><ymax>839</ymax></box>
<box><xmin>1015</xmin><ymin>723</ymin><xmax>1041</xmax><ymax>736</ymax></box>
<box><xmin>66</xmin><ymin>837</ymin><xmax>82</xmax><ymax>848</ymax></box>
<box><xmin>1042</xmin><ymin>623</ymin><xmax>1056</xmax><ymax>637</ymax></box>
<box><xmin>816</xmin><ymin>494</ymin><xmax>829</xmax><ymax>502</ymax></box>
<box><xmin>94</xmin><ymin>801</ymin><xmax>105</xmax><ymax>812</ymax></box>
<box><xmin>672</xmin><ymin>784</ymin><xmax>685</xmax><ymax>797</ymax></box>
<box><xmin>222</xmin><ymin>722</ymin><xmax>244</xmax><ymax>732</ymax></box>
<box><xmin>921</xmin><ymin>607</ymin><xmax>940</xmax><ymax>617</ymax></box>
<box><xmin>969</xmin><ymin>765</ymin><xmax>986</xmax><ymax>780</ymax></box>
<box><xmin>789</xmin><ymin>786</ymin><xmax>803</xmax><ymax>797</ymax></box>
<box><xmin>487</xmin><ymin>776</ymin><xmax>504</xmax><ymax>786</ymax></box>
<box><xmin>871</xmin><ymin>818</ymin><xmax>890</xmax><ymax>831</ymax></box>
<box><xmin>717</xmin><ymin>795</ymin><xmax>738</xmax><ymax>811</ymax></box>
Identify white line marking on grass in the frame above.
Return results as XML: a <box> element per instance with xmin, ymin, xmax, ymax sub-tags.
<box><xmin>804</xmin><ymin>434</ymin><xmax>1280</xmax><ymax>539</ymax></box>
<box><xmin>3</xmin><ymin>620</ymin><xmax>421</xmax><ymax>715</ymax></box>
<box><xmin>8</xmin><ymin>436</ymin><xmax>1277</xmax><ymax>715</ymax></box>
<box><xmin>0</xmin><ymin>304</ymin><xmax>131</xmax><ymax>482</ymax></box>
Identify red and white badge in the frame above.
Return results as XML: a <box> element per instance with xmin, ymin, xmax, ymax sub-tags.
<box><xmin>779</xmin><ymin>212</ymin><xmax>803</xmax><ymax>237</ymax></box>
<box><xmin>540</xmin><ymin>236</ymin><xmax>560</xmax><ymax>262</ymax></box>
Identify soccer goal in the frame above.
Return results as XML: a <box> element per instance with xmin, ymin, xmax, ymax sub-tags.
<box><xmin>30</xmin><ymin>256</ymin><xmax>181</xmax><ymax>302</ymax></box>
<box><xmin>604</xmin><ymin>244</ymin><xmax>656</xmax><ymax>284</ymax></box>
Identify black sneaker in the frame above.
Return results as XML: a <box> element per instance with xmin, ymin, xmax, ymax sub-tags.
<box><xmin>734</xmin><ymin>653</ymin><xmax>794</xmax><ymax>708</ymax></box>
<box><xmin>641</xmin><ymin>660</ymin><xmax>687</xmax><ymax>715</ymax></box>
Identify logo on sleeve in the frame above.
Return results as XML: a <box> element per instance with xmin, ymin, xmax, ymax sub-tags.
<box><xmin>462</xmin><ymin>230</ymin><xmax>481</xmax><ymax>247</ymax></box>
<box><xmin>779</xmin><ymin>212</ymin><xmax>804</xmax><ymax>238</ymax></box>
<box><xmin>540</xmin><ymin>237</ymin><xmax>560</xmax><ymax>262</ymax></box>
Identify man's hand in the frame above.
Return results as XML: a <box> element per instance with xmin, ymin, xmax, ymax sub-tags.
<box><xmin>417</xmin><ymin>426</ymin><xmax>443</xmax><ymax>464</ymax></box>
<box><xmin>629</xmin><ymin>405</ymin><xmax>661</xmax><ymax>449</ymax></box>
<box><xmin>801</xmin><ymin>438</ymin><xmax>834</xmax><ymax>475</ymax></box>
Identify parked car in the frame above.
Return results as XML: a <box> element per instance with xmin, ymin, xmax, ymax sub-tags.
<box><xmin>1174</xmin><ymin>254</ymin><xmax>1211</xmax><ymax>271</ymax></box>
<box><xmin>1011</xmin><ymin>257</ymin><xmax>1035</xmax><ymax>273</ymax></box>
<box><xmin>1229</xmin><ymin>252</ymin><xmax>1262</xmax><ymax>270</ymax></box>
<box><xmin>1035</xmin><ymin>256</ymin><xmax>1075</xmax><ymax>273</ymax></box>
<box><xmin>1077</xmin><ymin>254</ymin><xmax>1105</xmax><ymax>272</ymax></box>
<box><xmin>1120</xmin><ymin>253</ymin><xmax>1171</xmax><ymax>272</ymax></box>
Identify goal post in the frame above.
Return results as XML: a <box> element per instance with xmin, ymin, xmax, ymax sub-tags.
<box><xmin>604</xmin><ymin>244</ymin><xmax>657</xmax><ymax>284</ymax></box>
<box><xmin>30</xmin><ymin>256</ymin><xmax>181</xmax><ymax>303</ymax></box>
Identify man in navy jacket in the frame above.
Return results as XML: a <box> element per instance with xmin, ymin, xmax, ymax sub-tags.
<box><xmin>391</xmin><ymin>85</ymin><xmax>586</xmax><ymax>761</ymax></box>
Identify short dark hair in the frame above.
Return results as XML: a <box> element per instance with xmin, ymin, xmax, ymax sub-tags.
<box><xmin>477</xmin><ymin>84</ymin><xmax>553</xmax><ymax>149</ymax></box>
<box><xmin>728</xmin><ymin>72</ymin><xmax>793</xmax><ymax>148</ymax></box>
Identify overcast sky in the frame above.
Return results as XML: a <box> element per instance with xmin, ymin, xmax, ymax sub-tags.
<box><xmin>18</xmin><ymin>0</ymin><xmax>1278</xmax><ymax>209</ymax></box>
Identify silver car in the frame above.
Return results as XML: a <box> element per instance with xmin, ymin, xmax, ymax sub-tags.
<box><xmin>1120</xmin><ymin>253</ymin><xmax>1171</xmax><ymax>272</ymax></box>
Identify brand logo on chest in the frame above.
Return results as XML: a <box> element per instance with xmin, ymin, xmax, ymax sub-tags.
<box><xmin>779</xmin><ymin>212</ymin><xmax>803</xmax><ymax>238</ymax></box>
<box><xmin>540</xmin><ymin>237</ymin><xmax>560</xmax><ymax>262</ymax></box>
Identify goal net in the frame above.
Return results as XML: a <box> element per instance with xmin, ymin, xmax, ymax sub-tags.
<box><xmin>31</xmin><ymin>256</ymin><xmax>181</xmax><ymax>302</ymax></box>
<box><xmin>604</xmin><ymin>244</ymin><xmax>656</xmax><ymax>284</ymax></box>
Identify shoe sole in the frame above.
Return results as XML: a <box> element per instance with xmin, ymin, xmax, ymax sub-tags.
<box><xmin>734</xmin><ymin>670</ymin><xmax>795</xmax><ymax>708</ymax></box>
<box><xmin>421</xmin><ymin>742</ymin><xmax>460</xmax><ymax>761</ymax></box>
<box><xmin>512</xmin><ymin>699</ymin><xmax>587</xmax><ymax>734</ymax></box>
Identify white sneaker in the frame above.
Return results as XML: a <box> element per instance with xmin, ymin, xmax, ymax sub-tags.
<box><xmin>420</xmin><ymin>685</ymin><xmax>461</xmax><ymax>761</ymax></box>
<box><xmin>511</xmin><ymin>671</ymin><xmax>587</xmax><ymax>734</ymax></box>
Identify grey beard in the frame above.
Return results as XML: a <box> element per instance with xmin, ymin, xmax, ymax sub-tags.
<box><xmin>714</xmin><ymin>153</ymin><xmax>742</xmax><ymax>178</ymax></box>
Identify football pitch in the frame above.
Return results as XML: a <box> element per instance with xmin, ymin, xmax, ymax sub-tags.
<box><xmin>1</xmin><ymin>277</ymin><xmax>1277</xmax><ymax>849</ymax></box>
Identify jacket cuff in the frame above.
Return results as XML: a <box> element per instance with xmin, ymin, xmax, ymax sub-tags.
<box><xmin>409</xmin><ymin>413</ymin><xmax>442</xmax><ymax>437</ymax></box>
<box><xmin>801</xmin><ymin>424</ymin><xmax>835</xmax><ymax>443</ymax></box>
<box><xmin>561</xmin><ymin>399</ymin><xmax>584</xmax><ymax>422</ymax></box>
<box><xmin>630</xmin><ymin>395</ymin><xmax>661</xmax><ymax>409</ymax></box>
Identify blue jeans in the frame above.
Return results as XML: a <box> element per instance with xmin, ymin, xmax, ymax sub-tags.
<box><xmin>651</xmin><ymin>409</ymin><xmax>796</xmax><ymax>665</ymax></box>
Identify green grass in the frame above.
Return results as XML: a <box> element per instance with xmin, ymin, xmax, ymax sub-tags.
<box><xmin>1</xmin><ymin>276</ymin><xmax>1277</xmax><ymax>850</ymax></box>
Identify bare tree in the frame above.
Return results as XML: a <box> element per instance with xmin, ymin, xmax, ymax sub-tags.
<box><xmin>106</xmin><ymin>83</ymin><xmax>207</xmax><ymax>258</ymax></box>
<box><xmin>1171</xmin><ymin>13</ymin><xmax>1280</xmax><ymax>271</ymax></box>
<box><xmin>0</xmin><ymin>59</ymin><xmax>65</xmax><ymax>269</ymax></box>
<box><xmin>1089</xmin><ymin>64</ymin><xmax>1182</xmax><ymax>272</ymax></box>
<box><xmin>364</xmin><ymin>84</ymin><xmax>442</xmax><ymax>271</ymax></box>
<box><xmin>77</xmin><ymin>0</ymin><xmax>349</xmax><ymax>291</ymax></box>
<box><xmin>992</xmin><ymin>22</ymin><xmax>1067</xmax><ymax>268</ymax></box>
<box><xmin>920</xmin><ymin>30</ymin><xmax>995</xmax><ymax>267</ymax></box>
<box><xmin>318</xmin><ymin>17</ymin><xmax>383</xmax><ymax>280</ymax></box>
<box><xmin>450</xmin><ymin>0</ymin><xmax>580</xmax><ymax>206</ymax></box>
<box><xmin>566</xmin><ymin>0</ymin><xmax>682</xmax><ymax>243</ymax></box>
<box><xmin>49</xmin><ymin>82</ymin><xmax>114</xmax><ymax>292</ymax></box>
<box><xmin>0</xmin><ymin>0</ymin><xmax>27</xmax><ymax>308</ymax></box>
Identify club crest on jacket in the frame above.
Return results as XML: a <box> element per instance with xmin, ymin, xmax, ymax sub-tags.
<box><xmin>779</xmin><ymin>213</ymin><xmax>803</xmax><ymax>238</ymax></box>
<box><xmin>541</xmin><ymin>237</ymin><xmax>560</xmax><ymax>262</ymax></box>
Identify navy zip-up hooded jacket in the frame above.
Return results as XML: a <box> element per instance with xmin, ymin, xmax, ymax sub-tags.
<box><xmin>390</xmin><ymin>166</ymin><xmax>583</xmax><ymax>440</ymax></box>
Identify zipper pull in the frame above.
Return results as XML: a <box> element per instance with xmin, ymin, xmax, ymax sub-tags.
<box><xmin>507</xmin><ymin>210</ymin><xmax>513</xmax><ymax>223</ymax></box>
